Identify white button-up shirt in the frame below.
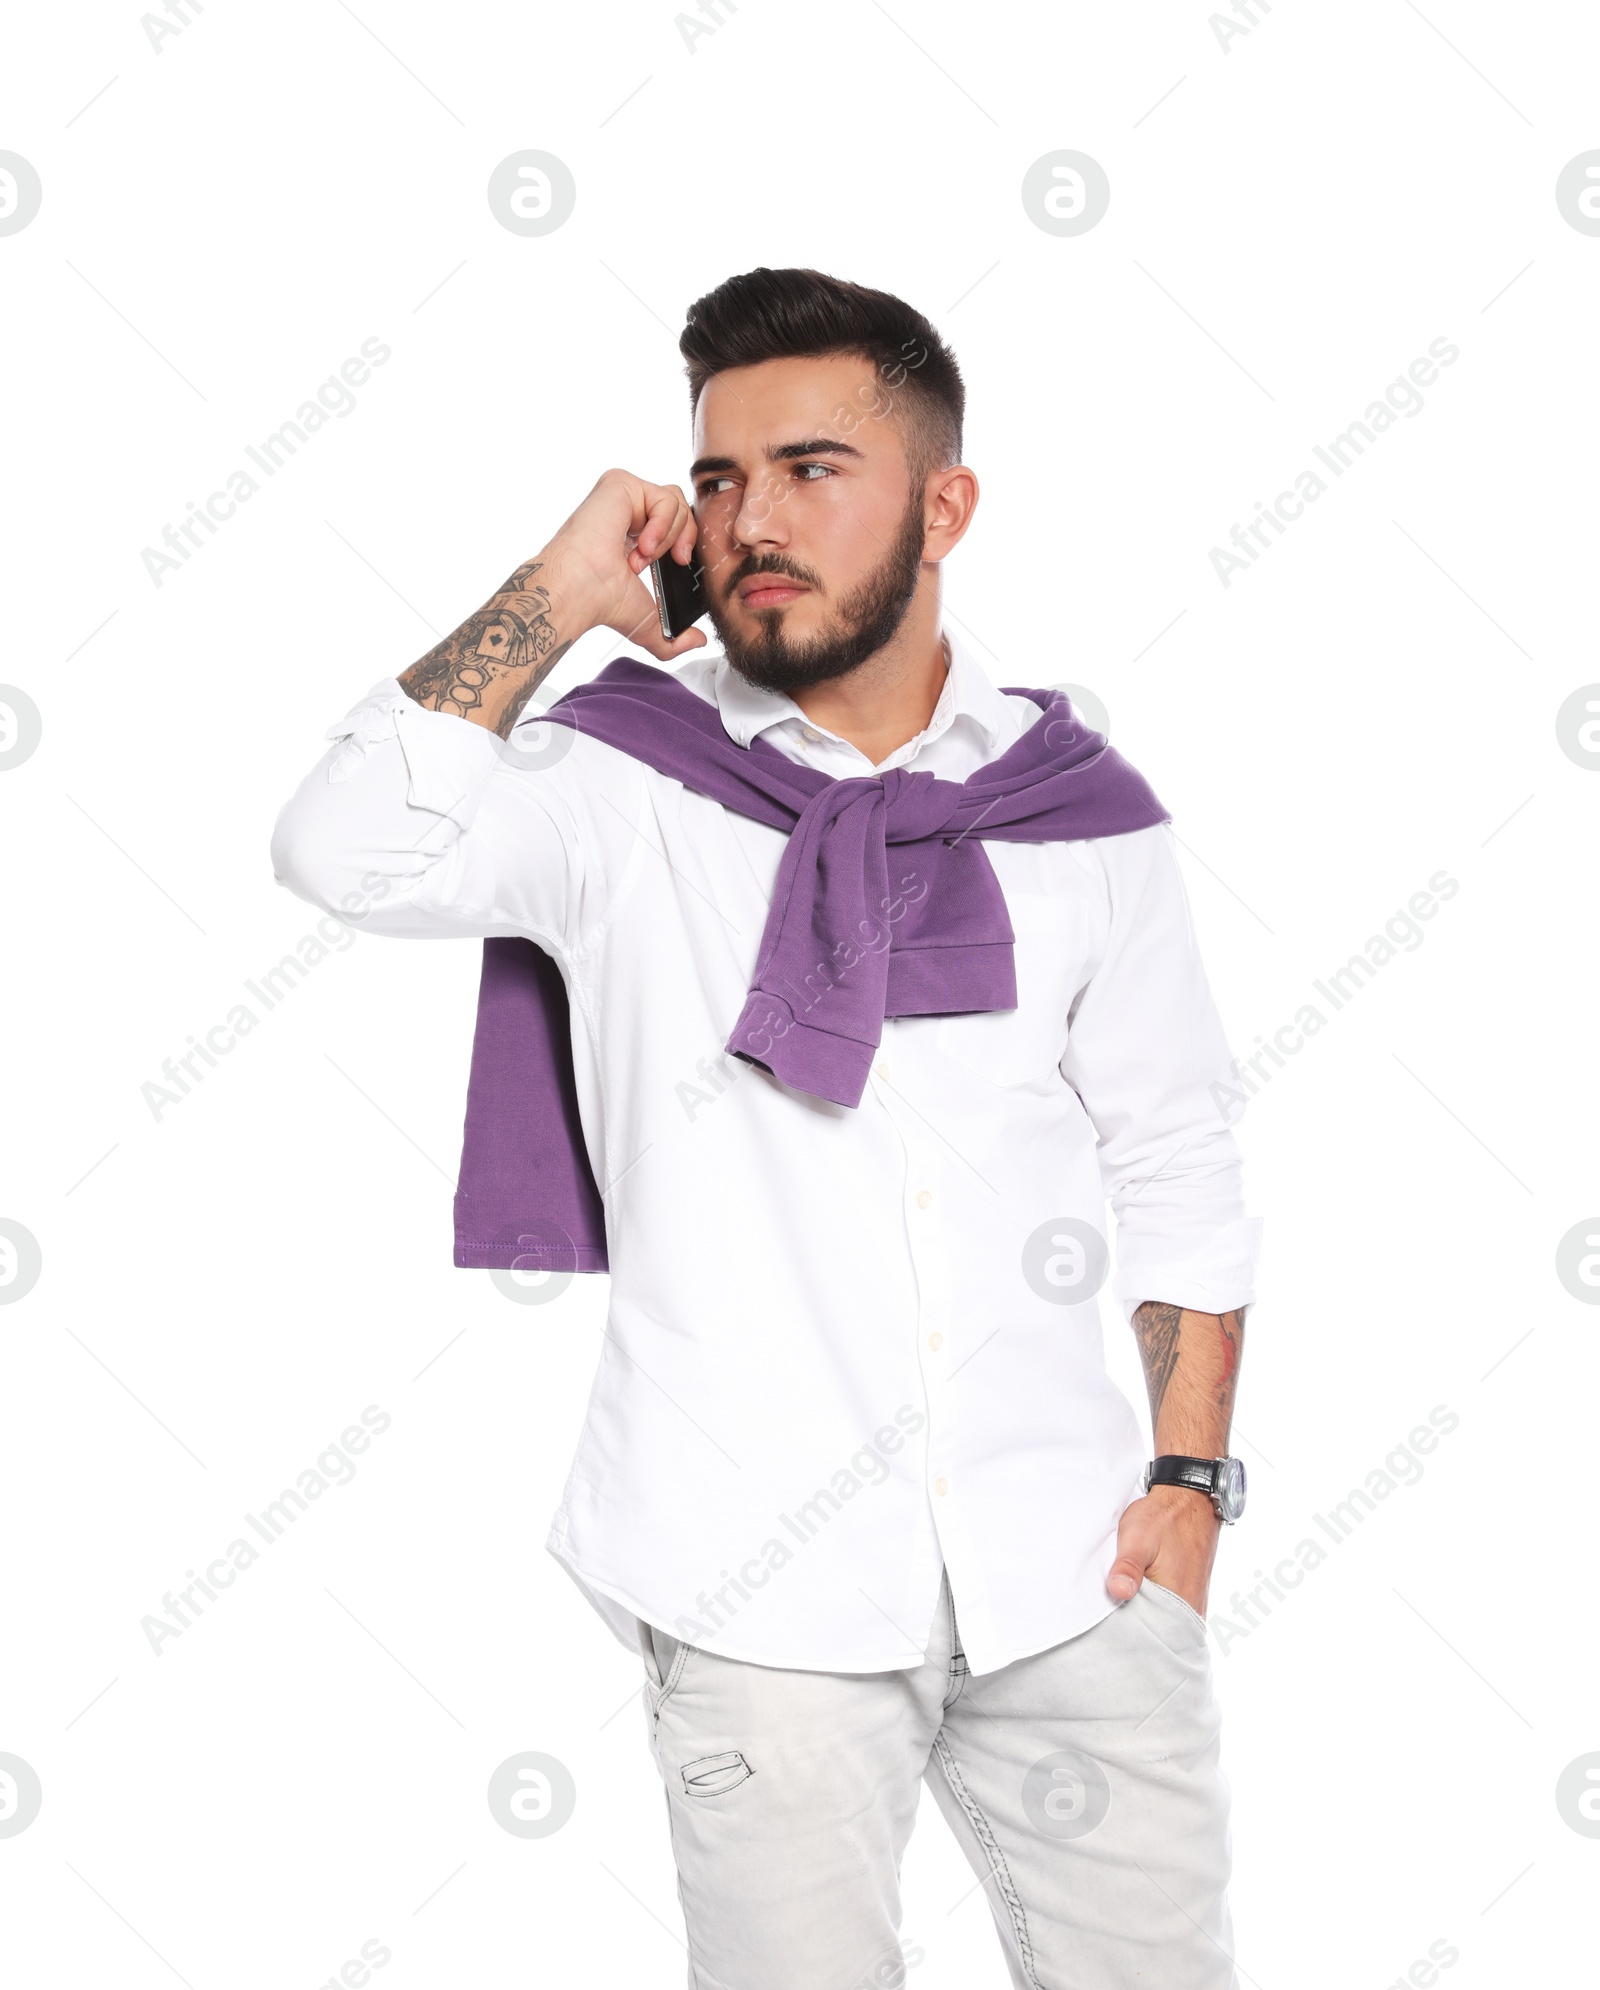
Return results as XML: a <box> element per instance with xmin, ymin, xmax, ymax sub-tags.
<box><xmin>270</xmin><ymin>632</ymin><xmax>1261</xmax><ymax>1676</ymax></box>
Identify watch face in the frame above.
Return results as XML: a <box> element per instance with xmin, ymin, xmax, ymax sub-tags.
<box><xmin>1217</xmin><ymin>1456</ymin><xmax>1248</xmax><ymax>1523</ymax></box>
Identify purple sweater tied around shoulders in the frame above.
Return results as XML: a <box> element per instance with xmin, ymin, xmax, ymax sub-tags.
<box><xmin>453</xmin><ymin>656</ymin><xmax>1170</xmax><ymax>1271</ymax></box>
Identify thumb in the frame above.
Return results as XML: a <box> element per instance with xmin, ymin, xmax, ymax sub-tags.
<box><xmin>607</xmin><ymin>577</ymin><xmax>701</xmax><ymax>663</ymax></box>
<box><xmin>658</xmin><ymin>624</ymin><xmax>709</xmax><ymax>659</ymax></box>
<box><xmin>631</xmin><ymin>619</ymin><xmax>709</xmax><ymax>664</ymax></box>
<box><xmin>1106</xmin><ymin>1510</ymin><xmax>1155</xmax><ymax>1603</ymax></box>
<box><xmin>604</xmin><ymin>581</ymin><xmax>688</xmax><ymax>664</ymax></box>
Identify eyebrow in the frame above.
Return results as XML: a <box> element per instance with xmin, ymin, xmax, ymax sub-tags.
<box><xmin>689</xmin><ymin>437</ymin><xmax>866</xmax><ymax>480</ymax></box>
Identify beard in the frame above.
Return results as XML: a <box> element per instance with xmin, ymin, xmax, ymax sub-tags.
<box><xmin>710</xmin><ymin>492</ymin><xmax>927</xmax><ymax>697</ymax></box>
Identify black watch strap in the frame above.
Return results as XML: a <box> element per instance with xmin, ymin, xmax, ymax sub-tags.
<box><xmin>1144</xmin><ymin>1452</ymin><xmax>1247</xmax><ymax>1522</ymax></box>
<box><xmin>1144</xmin><ymin>1455</ymin><xmax>1220</xmax><ymax>1498</ymax></box>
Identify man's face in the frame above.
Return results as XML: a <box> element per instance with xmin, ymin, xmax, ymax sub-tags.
<box><xmin>689</xmin><ymin>353</ymin><xmax>929</xmax><ymax>695</ymax></box>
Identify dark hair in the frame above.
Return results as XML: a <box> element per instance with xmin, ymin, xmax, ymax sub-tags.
<box><xmin>679</xmin><ymin>267</ymin><xmax>965</xmax><ymax>483</ymax></box>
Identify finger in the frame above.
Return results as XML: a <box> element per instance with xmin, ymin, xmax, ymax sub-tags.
<box><xmin>1105</xmin><ymin>1555</ymin><xmax>1146</xmax><ymax>1602</ymax></box>
<box><xmin>634</xmin><ymin>486</ymin><xmax>691</xmax><ymax>566</ymax></box>
<box><xmin>669</xmin><ymin>510</ymin><xmax>699</xmax><ymax>565</ymax></box>
<box><xmin>1106</xmin><ymin>1501</ymin><xmax>1156</xmax><ymax>1601</ymax></box>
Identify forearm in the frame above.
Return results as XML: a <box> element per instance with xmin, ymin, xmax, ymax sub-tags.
<box><xmin>397</xmin><ymin>469</ymin><xmax>702</xmax><ymax>732</ymax></box>
<box><xmin>398</xmin><ymin>555</ymin><xmax>580</xmax><ymax>739</ymax></box>
<box><xmin>1130</xmin><ymin>1301</ymin><xmax>1246</xmax><ymax>1457</ymax></box>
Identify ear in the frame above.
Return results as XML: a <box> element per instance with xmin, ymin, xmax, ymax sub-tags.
<box><xmin>922</xmin><ymin>464</ymin><xmax>979</xmax><ymax>561</ymax></box>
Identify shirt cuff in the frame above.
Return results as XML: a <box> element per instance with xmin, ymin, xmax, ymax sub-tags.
<box><xmin>1111</xmin><ymin>1215</ymin><xmax>1263</xmax><ymax>1324</ymax></box>
<box><xmin>325</xmin><ymin>676</ymin><xmax>504</xmax><ymax>819</ymax></box>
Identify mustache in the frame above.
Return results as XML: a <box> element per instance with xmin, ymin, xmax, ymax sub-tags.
<box><xmin>723</xmin><ymin>552</ymin><xmax>823</xmax><ymax>600</ymax></box>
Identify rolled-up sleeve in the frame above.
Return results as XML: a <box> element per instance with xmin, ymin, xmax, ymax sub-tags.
<box><xmin>269</xmin><ymin>676</ymin><xmax>611</xmax><ymax>951</ymax></box>
<box><xmin>1059</xmin><ymin>822</ymin><xmax>1262</xmax><ymax>1323</ymax></box>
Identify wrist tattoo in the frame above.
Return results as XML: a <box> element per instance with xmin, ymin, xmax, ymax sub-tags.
<box><xmin>399</xmin><ymin>558</ymin><xmax>573</xmax><ymax>738</ymax></box>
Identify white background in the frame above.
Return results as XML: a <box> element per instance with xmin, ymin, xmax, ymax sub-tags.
<box><xmin>3</xmin><ymin>1</ymin><xmax>1597</xmax><ymax>1984</ymax></box>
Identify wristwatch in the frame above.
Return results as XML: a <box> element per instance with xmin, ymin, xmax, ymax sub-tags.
<box><xmin>1143</xmin><ymin>1454</ymin><xmax>1247</xmax><ymax>1524</ymax></box>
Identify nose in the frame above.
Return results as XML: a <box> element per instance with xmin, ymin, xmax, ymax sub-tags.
<box><xmin>732</xmin><ymin>467</ymin><xmax>789</xmax><ymax>548</ymax></box>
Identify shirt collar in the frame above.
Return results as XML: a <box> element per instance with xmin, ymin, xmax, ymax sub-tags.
<box><xmin>706</xmin><ymin>627</ymin><xmax>1014</xmax><ymax>761</ymax></box>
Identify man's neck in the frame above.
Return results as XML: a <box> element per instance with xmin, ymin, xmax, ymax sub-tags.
<box><xmin>788</xmin><ymin>622</ymin><xmax>950</xmax><ymax>769</ymax></box>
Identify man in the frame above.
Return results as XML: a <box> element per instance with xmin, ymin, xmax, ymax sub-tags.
<box><xmin>272</xmin><ymin>267</ymin><xmax>1260</xmax><ymax>1989</ymax></box>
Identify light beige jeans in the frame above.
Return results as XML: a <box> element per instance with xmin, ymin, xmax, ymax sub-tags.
<box><xmin>637</xmin><ymin>1569</ymin><xmax>1237</xmax><ymax>1990</ymax></box>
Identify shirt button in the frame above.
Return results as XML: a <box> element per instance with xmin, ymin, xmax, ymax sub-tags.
<box><xmin>915</xmin><ymin>1190</ymin><xmax>933</xmax><ymax>1209</ymax></box>
<box><xmin>876</xmin><ymin>1062</ymin><xmax>889</xmax><ymax>1080</ymax></box>
<box><xmin>801</xmin><ymin>726</ymin><xmax>821</xmax><ymax>742</ymax></box>
<box><xmin>935</xmin><ymin>1476</ymin><xmax>949</xmax><ymax>1496</ymax></box>
<box><xmin>928</xmin><ymin>1332</ymin><xmax>943</xmax><ymax>1350</ymax></box>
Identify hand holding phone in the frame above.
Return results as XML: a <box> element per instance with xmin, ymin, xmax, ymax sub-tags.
<box><xmin>519</xmin><ymin>470</ymin><xmax>705</xmax><ymax>661</ymax></box>
<box><xmin>650</xmin><ymin>546</ymin><xmax>707</xmax><ymax>641</ymax></box>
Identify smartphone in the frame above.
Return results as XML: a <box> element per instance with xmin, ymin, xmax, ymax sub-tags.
<box><xmin>650</xmin><ymin>548</ymin><xmax>706</xmax><ymax>640</ymax></box>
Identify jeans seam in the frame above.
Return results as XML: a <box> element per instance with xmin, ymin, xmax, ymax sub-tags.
<box><xmin>944</xmin><ymin>1575</ymin><xmax>969</xmax><ymax>1708</ymax></box>
<box><xmin>659</xmin><ymin>1777</ymin><xmax>711</xmax><ymax>1989</ymax></box>
<box><xmin>650</xmin><ymin>1699</ymin><xmax>715</xmax><ymax>1989</ymax></box>
<box><xmin>931</xmin><ymin>1731</ymin><xmax>1042</xmax><ymax>1990</ymax></box>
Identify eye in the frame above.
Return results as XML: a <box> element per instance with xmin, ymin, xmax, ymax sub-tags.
<box><xmin>794</xmin><ymin>461</ymin><xmax>836</xmax><ymax>481</ymax></box>
<box><xmin>696</xmin><ymin>476</ymin><xmax>737</xmax><ymax>498</ymax></box>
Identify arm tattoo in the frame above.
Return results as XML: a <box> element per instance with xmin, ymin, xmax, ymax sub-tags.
<box><xmin>1131</xmin><ymin>1301</ymin><xmax>1248</xmax><ymax>1451</ymax></box>
<box><xmin>1216</xmin><ymin>1307</ymin><xmax>1242</xmax><ymax>1412</ymax></box>
<box><xmin>1131</xmin><ymin>1301</ymin><xmax>1183</xmax><ymax>1430</ymax></box>
<box><xmin>399</xmin><ymin>559</ymin><xmax>573</xmax><ymax>739</ymax></box>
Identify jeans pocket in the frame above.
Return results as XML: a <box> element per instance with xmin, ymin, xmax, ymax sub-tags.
<box><xmin>638</xmin><ymin>1618</ymin><xmax>691</xmax><ymax>1713</ymax></box>
<box><xmin>681</xmin><ymin>1750</ymin><xmax>753</xmax><ymax>1799</ymax></box>
<box><xmin>1140</xmin><ymin>1578</ymin><xmax>1211</xmax><ymax>1643</ymax></box>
